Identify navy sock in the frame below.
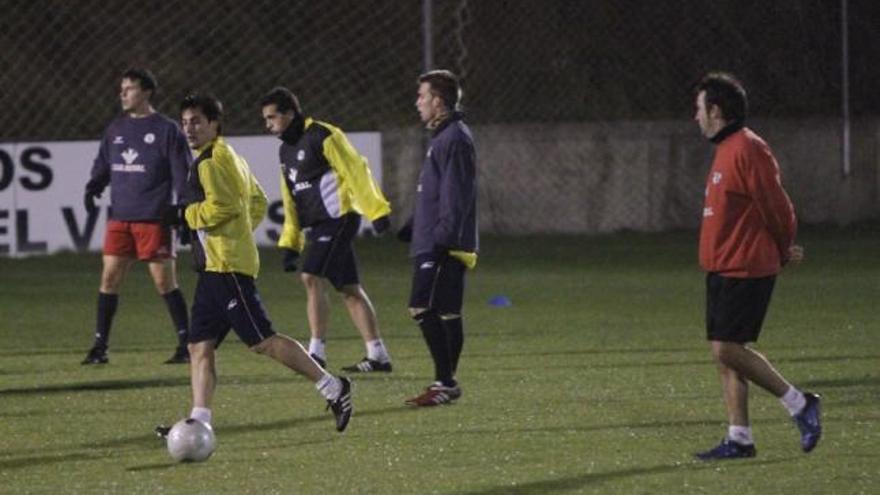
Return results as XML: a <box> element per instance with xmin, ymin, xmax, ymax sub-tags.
<box><xmin>162</xmin><ymin>289</ymin><xmax>189</xmax><ymax>347</ymax></box>
<box><xmin>415</xmin><ymin>311</ymin><xmax>455</xmax><ymax>387</ymax></box>
<box><xmin>94</xmin><ymin>292</ymin><xmax>119</xmax><ymax>350</ymax></box>
<box><xmin>443</xmin><ymin>316</ymin><xmax>464</xmax><ymax>376</ymax></box>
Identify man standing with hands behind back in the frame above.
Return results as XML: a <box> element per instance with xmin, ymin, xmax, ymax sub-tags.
<box><xmin>692</xmin><ymin>72</ymin><xmax>821</xmax><ymax>460</ymax></box>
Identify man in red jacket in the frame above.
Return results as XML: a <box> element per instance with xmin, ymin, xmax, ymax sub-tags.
<box><xmin>692</xmin><ymin>72</ymin><xmax>822</xmax><ymax>460</ymax></box>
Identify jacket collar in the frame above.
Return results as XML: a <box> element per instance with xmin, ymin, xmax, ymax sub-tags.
<box><xmin>193</xmin><ymin>136</ymin><xmax>222</xmax><ymax>158</ymax></box>
<box><xmin>280</xmin><ymin>115</ymin><xmax>307</xmax><ymax>145</ymax></box>
<box><xmin>709</xmin><ymin>121</ymin><xmax>744</xmax><ymax>144</ymax></box>
<box><xmin>431</xmin><ymin>111</ymin><xmax>464</xmax><ymax>137</ymax></box>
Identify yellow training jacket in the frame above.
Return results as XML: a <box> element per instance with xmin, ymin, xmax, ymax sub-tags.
<box><xmin>277</xmin><ymin>118</ymin><xmax>391</xmax><ymax>252</ymax></box>
<box><xmin>184</xmin><ymin>136</ymin><xmax>267</xmax><ymax>277</ymax></box>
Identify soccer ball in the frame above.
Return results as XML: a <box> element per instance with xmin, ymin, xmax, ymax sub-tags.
<box><xmin>166</xmin><ymin>418</ymin><xmax>216</xmax><ymax>462</ymax></box>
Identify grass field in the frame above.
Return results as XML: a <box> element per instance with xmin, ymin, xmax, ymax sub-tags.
<box><xmin>1</xmin><ymin>228</ymin><xmax>877</xmax><ymax>494</ymax></box>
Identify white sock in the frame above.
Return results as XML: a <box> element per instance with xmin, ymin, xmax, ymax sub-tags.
<box><xmin>316</xmin><ymin>373</ymin><xmax>341</xmax><ymax>401</ymax></box>
<box><xmin>190</xmin><ymin>407</ymin><xmax>212</xmax><ymax>427</ymax></box>
<box><xmin>309</xmin><ymin>338</ymin><xmax>326</xmax><ymax>360</ymax></box>
<box><xmin>727</xmin><ymin>425</ymin><xmax>754</xmax><ymax>445</ymax></box>
<box><xmin>780</xmin><ymin>386</ymin><xmax>806</xmax><ymax>416</ymax></box>
<box><xmin>366</xmin><ymin>339</ymin><xmax>390</xmax><ymax>363</ymax></box>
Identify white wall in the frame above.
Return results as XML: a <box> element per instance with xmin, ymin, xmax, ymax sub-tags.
<box><xmin>0</xmin><ymin>133</ymin><xmax>382</xmax><ymax>257</ymax></box>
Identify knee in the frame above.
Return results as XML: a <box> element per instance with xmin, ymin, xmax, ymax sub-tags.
<box><xmin>249</xmin><ymin>335</ymin><xmax>275</xmax><ymax>355</ymax></box>
<box><xmin>300</xmin><ymin>273</ymin><xmax>323</xmax><ymax>290</ymax></box>
<box><xmin>100</xmin><ymin>268</ymin><xmax>124</xmax><ymax>291</ymax></box>
<box><xmin>710</xmin><ymin>341</ymin><xmax>739</xmax><ymax>366</ymax></box>
<box><xmin>188</xmin><ymin>341</ymin><xmax>213</xmax><ymax>362</ymax></box>
<box><xmin>340</xmin><ymin>284</ymin><xmax>364</xmax><ymax>302</ymax></box>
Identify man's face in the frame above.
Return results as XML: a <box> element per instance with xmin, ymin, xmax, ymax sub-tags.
<box><xmin>262</xmin><ymin>104</ymin><xmax>295</xmax><ymax>136</ymax></box>
<box><xmin>120</xmin><ymin>78</ymin><xmax>150</xmax><ymax>113</ymax></box>
<box><xmin>181</xmin><ymin>108</ymin><xmax>218</xmax><ymax>149</ymax></box>
<box><xmin>416</xmin><ymin>82</ymin><xmax>441</xmax><ymax>123</ymax></box>
<box><xmin>694</xmin><ymin>91</ymin><xmax>722</xmax><ymax>139</ymax></box>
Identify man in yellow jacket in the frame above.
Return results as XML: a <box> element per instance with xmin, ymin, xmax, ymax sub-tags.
<box><xmin>159</xmin><ymin>94</ymin><xmax>353</xmax><ymax>435</ymax></box>
<box><xmin>260</xmin><ymin>87</ymin><xmax>394</xmax><ymax>373</ymax></box>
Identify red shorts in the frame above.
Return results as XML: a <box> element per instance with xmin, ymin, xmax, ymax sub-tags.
<box><xmin>103</xmin><ymin>220</ymin><xmax>174</xmax><ymax>260</ymax></box>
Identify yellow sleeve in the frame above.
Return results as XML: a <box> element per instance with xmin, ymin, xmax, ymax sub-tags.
<box><xmin>248</xmin><ymin>170</ymin><xmax>268</xmax><ymax>231</ymax></box>
<box><xmin>277</xmin><ymin>168</ymin><xmax>305</xmax><ymax>251</ymax></box>
<box><xmin>184</xmin><ymin>154</ymin><xmax>241</xmax><ymax>231</ymax></box>
<box><xmin>323</xmin><ymin>130</ymin><xmax>391</xmax><ymax>221</ymax></box>
<box><xmin>449</xmin><ymin>250</ymin><xmax>478</xmax><ymax>270</ymax></box>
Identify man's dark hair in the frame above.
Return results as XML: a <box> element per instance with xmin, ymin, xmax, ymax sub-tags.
<box><xmin>180</xmin><ymin>93</ymin><xmax>224</xmax><ymax>134</ymax></box>
<box><xmin>695</xmin><ymin>72</ymin><xmax>748</xmax><ymax>123</ymax></box>
<box><xmin>121</xmin><ymin>67</ymin><xmax>158</xmax><ymax>95</ymax></box>
<box><xmin>418</xmin><ymin>69</ymin><xmax>462</xmax><ymax>111</ymax></box>
<box><xmin>260</xmin><ymin>86</ymin><xmax>302</xmax><ymax>116</ymax></box>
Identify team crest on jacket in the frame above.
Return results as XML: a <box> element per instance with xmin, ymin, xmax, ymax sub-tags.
<box><xmin>712</xmin><ymin>172</ymin><xmax>722</xmax><ymax>184</ymax></box>
<box><xmin>113</xmin><ymin>136</ymin><xmax>124</xmax><ymax>144</ymax></box>
<box><xmin>144</xmin><ymin>133</ymin><xmax>156</xmax><ymax>144</ymax></box>
<box><xmin>297</xmin><ymin>149</ymin><xmax>306</xmax><ymax>161</ymax></box>
<box><xmin>122</xmin><ymin>148</ymin><xmax>139</xmax><ymax>164</ymax></box>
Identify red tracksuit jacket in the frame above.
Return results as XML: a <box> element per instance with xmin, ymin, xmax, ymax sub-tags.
<box><xmin>699</xmin><ymin>127</ymin><xmax>797</xmax><ymax>278</ymax></box>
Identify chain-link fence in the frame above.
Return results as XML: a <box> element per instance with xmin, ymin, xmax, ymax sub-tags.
<box><xmin>2</xmin><ymin>0</ymin><xmax>879</xmax><ymax>232</ymax></box>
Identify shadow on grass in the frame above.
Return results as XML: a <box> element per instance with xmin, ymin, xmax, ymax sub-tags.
<box><xmin>0</xmin><ymin>346</ymin><xmax>194</xmax><ymax>357</ymax></box>
<box><xmin>800</xmin><ymin>375</ymin><xmax>880</xmax><ymax>389</ymax></box>
<box><xmin>465</xmin><ymin>347</ymin><xmax>702</xmax><ymax>359</ymax></box>
<box><xmin>0</xmin><ymin>405</ymin><xmax>408</xmax><ymax>470</ymax></box>
<box><xmin>0</xmin><ymin>377</ymin><xmax>191</xmax><ymax>397</ymax></box>
<box><xmin>457</xmin><ymin>457</ymin><xmax>799</xmax><ymax>495</ymax></box>
<box><xmin>0</xmin><ymin>374</ymin><xmax>304</xmax><ymax>397</ymax></box>
<box><xmin>0</xmin><ymin>451</ymin><xmax>108</xmax><ymax>470</ymax></box>
<box><xmin>472</xmin><ymin>354</ymin><xmax>879</xmax><ymax>372</ymax></box>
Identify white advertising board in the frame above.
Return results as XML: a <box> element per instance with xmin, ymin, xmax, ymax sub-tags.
<box><xmin>0</xmin><ymin>133</ymin><xmax>382</xmax><ymax>257</ymax></box>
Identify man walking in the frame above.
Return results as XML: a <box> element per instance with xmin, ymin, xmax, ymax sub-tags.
<box><xmin>692</xmin><ymin>72</ymin><xmax>821</xmax><ymax>460</ymax></box>
<box><xmin>260</xmin><ymin>87</ymin><xmax>393</xmax><ymax>372</ymax></box>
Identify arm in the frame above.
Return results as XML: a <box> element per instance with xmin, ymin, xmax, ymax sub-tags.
<box><xmin>86</xmin><ymin>134</ymin><xmax>112</xmax><ymax>195</ymax></box>
<box><xmin>184</xmin><ymin>153</ymin><xmax>242</xmax><ymax>231</ymax></box>
<box><xmin>277</xmin><ymin>168</ymin><xmax>306</xmax><ymax>252</ymax></box>
<box><xmin>248</xmin><ymin>170</ymin><xmax>268</xmax><ymax>231</ymax></box>
<box><xmin>168</xmin><ymin>124</ymin><xmax>192</xmax><ymax>204</ymax></box>
<box><xmin>322</xmin><ymin>131</ymin><xmax>391</xmax><ymax>222</ymax></box>
<box><xmin>433</xmin><ymin>140</ymin><xmax>476</xmax><ymax>249</ymax></box>
<box><xmin>745</xmin><ymin>144</ymin><xmax>797</xmax><ymax>262</ymax></box>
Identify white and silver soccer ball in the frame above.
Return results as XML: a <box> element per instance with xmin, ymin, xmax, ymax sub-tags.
<box><xmin>166</xmin><ymin>418</ymin><xmax>216</xmax><ymax>462</ymax></box>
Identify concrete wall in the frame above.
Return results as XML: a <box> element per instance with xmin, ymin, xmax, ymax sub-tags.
<box><xmin>383</xmin><ymin>119</ymin><xmax>880</xmax><ymax>234</ymax></box>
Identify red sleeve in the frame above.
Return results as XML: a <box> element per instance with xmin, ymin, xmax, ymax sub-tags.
<box><xmin>743</xmin><ymin>141</ymin><xmax>797</xmax><ymax>261</ymax></box>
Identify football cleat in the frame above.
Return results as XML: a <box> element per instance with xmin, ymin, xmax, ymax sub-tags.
<box><xmin>164</xmin><ymin>346</ymin><xmax>190</xmax><ymax>364</ymax></box>
<box><xmin>310</xmin><ymin>353</ymin><xmax>327</xmax><ymax>369</ymax></box>
<box><xmin>155</xmin><ymin>424</ymin><xmax>171</xmax><ymax>439</ymax></box>
<box><xmin>793</xmin><ymin>392</ymin><xmax>822</xmax><ymax>453</ymax></box>
<box><xmin>81</xmin><ymin>346</ymin><xmax>108</xmax><ymax>365</ymax></box>
<box><xmin>404</xmin><ymin>382</ymin><xmax>462</xmax><ymax>407</ymax></box>
<box><xmin>341</xmin><ymin>357</ymin><xmax>392</xmax><ymax>373</ymax></box>
<box><xmin>695</xmin><ymin>438</ymin><xmax>756</xmax><ymax>460</ymax></box>
<box><xmin>326</xmin><ymin>377</ymin><xmax>353</xmax><ymax>432</ymax></box>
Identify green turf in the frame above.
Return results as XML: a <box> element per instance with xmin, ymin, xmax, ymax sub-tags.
<box><xmin>1</xmin><ymin>229</ymin><xmax>877</xmax><ymax>494</ymax></box>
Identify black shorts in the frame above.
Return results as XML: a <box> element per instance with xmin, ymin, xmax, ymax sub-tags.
<box><xmin>301</xmin><ymin>214</ymin><xmax>361</xmax><ymax>290</ymax></box>
<box><xmin>189</xmin><ymin>271</ymin><xmax>276</xmax><ymax>347</ymax></box>
<box><xmin>706</xmin><ymin>273</ymin><xmax>776</xmax><ymax>343</ymax></box>
<box><xmin>408</xmin><ymin>253</ymin><xmax>466</xmax><ymax>314</ymax></box>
